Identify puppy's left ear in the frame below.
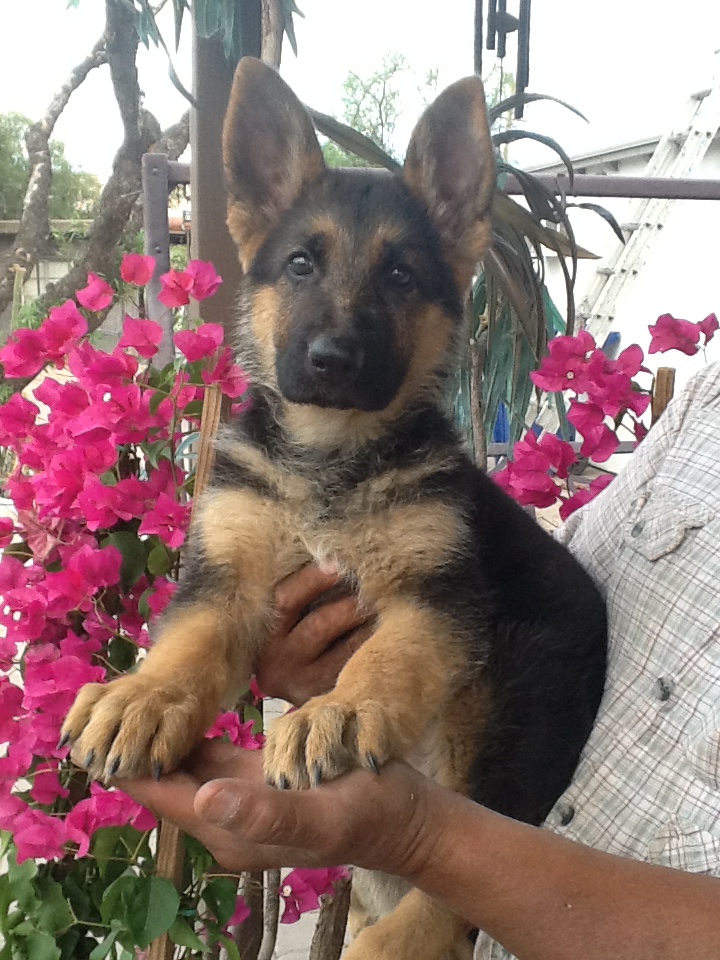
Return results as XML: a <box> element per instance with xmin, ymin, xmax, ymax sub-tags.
<box><xmin>403</xmin><ymin>77</ymin><xmax>496</xmax><ymax>291</ymax></box>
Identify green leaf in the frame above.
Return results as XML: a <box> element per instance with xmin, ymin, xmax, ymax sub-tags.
<box><xmin>92</xmin><ymin>826</ymin><xmax>124</xmax><ymax>880</ymax></box>
<box><xmin>12</xmin><ymin>928</ymin><xmax>61</xmax><ymax>960</ymax></box>
<box><xmin>102</xmin><ymin>875</ymin><xmax>180</xmax><ymax>949</ymax></box>
<box><xmin>147</xmin><ymin>542</ymin><xmax>171</xmax><ymax>576</ymax></box>
<box><xmin>102</xmin><ymin>532</ymin><xmax>147</xmax><ymax>590</ymax></box>
<box><xmin>132</xmin><ymin>877</ymin><xmax>180</xmax><ymax>947</ymax></box>
<box><xmin>138</xmin><ymin>587</ymin><xmax>153</xmax><ymax>622</ymax></box>
<box><xmin>89</xmin><ymin>930</ymin><xmax>119</xmax><ymax>960</ymax></box>
<box><xmin>32</xmin><ymin>877</ymin><xmax>74</xmax><ymax>936</ymax></box>
<box><xmin>219</xmin><ymin>934</ymin><xmax>242</xmax><ymax>960</ymax></box>
<box><xmin>203</xmin><ymin>876</ymin><xmax>239</xmax><ymax>929</ymax></box>
<box><xmin>169</xmin><ymin>918</ymin><xmax>209</xmax><ymax>952</ymax></box>
<box><xmin>107</xmin><ymin>636</ymin><xmax>138</xmax><ymax>673</ymax></box>
<box><xmin>243</xmin><ymin>704</ymin><xmax>263</xmax><ymax>735</ymax></box>
<box><xmin>7</xmin><ymin>849</ymin><xmax>38</xmax><ymax>912</ymax></box>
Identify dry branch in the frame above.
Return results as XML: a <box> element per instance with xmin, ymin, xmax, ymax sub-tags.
<box><xmin>0</xmin><ymin>37</ymin><xmax>107</xmax><ymax>324</ymax></box>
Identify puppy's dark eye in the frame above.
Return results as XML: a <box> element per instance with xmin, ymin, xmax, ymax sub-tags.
<box><xmin>288</xmin><ymin>253</ymin><xmax>314</xmax><ymax>277</ymax></box>
<box><xmin>389</xmin><ymin>265</ymin><xmax>413</xmax><ymax>287</ymax></box>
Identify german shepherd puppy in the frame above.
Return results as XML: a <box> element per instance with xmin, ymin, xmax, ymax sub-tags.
<box><xmin>64</xmin><ymin>58</ymin><xmax>607</xmax><ymax>960</ymax></box>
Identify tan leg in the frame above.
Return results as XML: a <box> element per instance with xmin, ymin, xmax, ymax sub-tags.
<box><xmin>263</xmin><ymin>598</ymin><xmax>464</xmax><ymax>787</ymax></box>
<box><xmin>63</xmin><ymin>488</ymin><xmax>290</xmax><ymax>781</ymax></box>
<box><xmin>62</xmin><ymin>601</ymin><xmax>256</xmax><ymax>781</ymax></box>
<box><xmin>345</xmin><ymin>888</ymin><xmax>472</xmax><ymax>960</ymax></box>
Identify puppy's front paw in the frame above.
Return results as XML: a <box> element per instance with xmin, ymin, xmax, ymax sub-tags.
<box><xmin>263</xmin><ymin>696</ymin><xmax>397</xmax><ymax>788</ymax></box>
<box><xmin>61</xmin><ymin>675</ymin><xmax>211</xmax><ymax>782</ymax></box>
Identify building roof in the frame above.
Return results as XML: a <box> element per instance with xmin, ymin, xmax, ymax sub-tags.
<box><xmin>527</xmin><ymin>135</ymin><xmax>663</xmax><ymax>175</ymax></box>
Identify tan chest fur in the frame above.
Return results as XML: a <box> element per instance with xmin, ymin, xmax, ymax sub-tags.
<box><xmin>201</xmin><ymin>439</ymin><xmax>469</xmax><ymax>609</ymax></box>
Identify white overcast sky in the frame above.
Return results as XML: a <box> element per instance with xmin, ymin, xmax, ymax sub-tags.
<box><xmin>1</xmin><ymin>1</ymin><xmax>719</xmax><ymax>180</ymax></box>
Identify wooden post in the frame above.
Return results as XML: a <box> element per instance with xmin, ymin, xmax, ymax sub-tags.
<box><xmin>651</xmin><ymin>367</ymin><xmax>676</xmax><ymax>424</ymax></box>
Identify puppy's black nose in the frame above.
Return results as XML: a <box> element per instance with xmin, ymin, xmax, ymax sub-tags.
<box><xmin>307</xmin><ymin>336</ymin><xmax>361</xmax><ymax>378</ymax></box>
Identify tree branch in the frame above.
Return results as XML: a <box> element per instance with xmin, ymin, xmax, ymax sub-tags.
<box><xmin>0</xmin><ymin>36</ymin><xmax>107</xmax><ymax>325</ymax></box>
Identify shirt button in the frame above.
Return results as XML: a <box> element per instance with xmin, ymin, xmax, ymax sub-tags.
<box><xmin>559</xmin><ymin>803</ymin><xmax>576</xmax><ymax>826</ymax></box>
<box><xmin>656</xmin><ymin>677</ymin><xmax>674</xmax><ymax>702</ymax></box>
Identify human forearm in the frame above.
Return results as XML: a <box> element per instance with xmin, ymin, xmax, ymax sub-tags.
<box><xmin>409</xmin><ymin>783</ymin><xmax>720</xmax><ymax>960</ymax></box>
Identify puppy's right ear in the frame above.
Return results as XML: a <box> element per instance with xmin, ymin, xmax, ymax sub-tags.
<box><xmin>222</xmin><ymin>58</ymin><xmax>325</xmax><ymax>269</ymax></box>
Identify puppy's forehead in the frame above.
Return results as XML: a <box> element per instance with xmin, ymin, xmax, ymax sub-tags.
<box><xmin>288</xmin><ymin>169</ymin><xmax>443</xmax><ymax>257</ymax></box>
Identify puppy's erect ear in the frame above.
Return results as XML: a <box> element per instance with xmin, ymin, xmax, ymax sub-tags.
<box><xmin>223</xmin><ymin>57</ymin><xmax>325</xmax><ymax>269</ymax></box>
<box><xmin>403</xmin><ymin>76</ymin><xmax>496</xmax><ymax>291</ymax></box>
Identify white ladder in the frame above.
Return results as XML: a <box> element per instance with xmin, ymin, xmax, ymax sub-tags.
<box><xmin>580</xmin><ymin>50</ymin><xmax>720</xmax><ymax>344</ymax></box>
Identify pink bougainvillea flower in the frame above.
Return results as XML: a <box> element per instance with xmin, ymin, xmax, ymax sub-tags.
<box><xmin>280</xmin><ymin>868</ymin><xmax>349</xmax><ymax>924</ymax></box>
<box><xmin>203</xmin><ymin>347</ymin><xmax>249</xmax><ymax>398</ymax></box>
<box><xmin>530</xmin><ymin>330</ymin><xmax>595</xmax><ymax>393</ymax></box>
<box><xmin>138</xmin><ymin>491</ymin><xmax>190</xmax><ymax>549</ymax></box>
<box><xmin>615</xmin><ymin>343</ymin><xmax>646</xmax><ymax>378</ymax></box>
<box><xmin>633</xmin><ymin>419</ymin><xmax>649</xmax><ymax>444</ymax></box>
<box><xmin>13</xmin><ymin>806</ymin><xmax>73</xmax><ymax>863</ymax></box>
<box><xmin>158</xmin><ymin>269</ymin><xmax>194</xmax><ymax>308</ymax></box>
<box><xmin>493</xmin><ymin>431</ymin><xmax>576</xmax><ymax>509</ymax></box>
<box><xmin>559</xmin><ymin>474</ymin><xmax>614</xmax><ymax>521</ymax></box>
<box><xmin>66</xmin><ymin>783</ymin><xmax>156</xmax><ymax>857</ymax></box>
<box><xmin>30</xmin><ymin>767</ymin><xmax>70</xmax><ymax>805</ymax></box>
<box><xmin>648</xmin><ymin>313</ymin><xmax>701</xmax><ymax>356</ymax></box>
<box><xmin>146</xmin><ymin>576</ymin><xmax>177</xmax><ymax>619</ymax></box>
<box><xmin>77</xmin><ymin>272</ymin><xmax>114</xmax><ymax>312</ymax></box>
<box><xmin>174</xmin><ymin>322</ymin><xmax>224</xmax><ymax>362</ymax></box>
<box><xmin>0</xmin><ymin>393</ymin><xmax>38</xmax><ymax>444</ymax></box>
<box><xmin>121</xmin><ymin>253</ymin><xmax>156</xmax><ymax>286</ymax></box>
<box><xmin>206</xmin><ymin>712</ymin><xmax>265</xmax><ymax>750</ymax></box>
<box><xmin>567</xmin><ymin>400</ymin><xmax>619</xmax><ymax>462</ymax></box>
<box><xmin>224</xmin><ymin>895</ymin><xmax>251</xmax><ymax>932</ymax></box>
<box><xmin>0</xmin><ymin>517</ymin><xmax>14</xmax><ymax>548</ymax></box>
<box><xmin>187</xmin><ymin>259</ymin><xmax>223</xmax><ymax>301</ymax></box>
<box><xmin>118</xmin><ymin>316</ymin><xmax>164</xmax><ymax>359</ymax></box>
<box><xmin>42</xmin><ymin>300</ymin><xmax>88</xmax><ymax>365</ymax></box>
<box><xmin>698</xmin><ymin>312</ymin><xmax>719</xmax><ymax>344</ymax></box>
<box><xmin>0</xmin><ymin>327</ymin><xmax>46</xmax><ymax>379</ymax></box>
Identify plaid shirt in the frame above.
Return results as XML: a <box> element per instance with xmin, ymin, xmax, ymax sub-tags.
<box><xmin>476</xmin><ymin>363</ymin><xmax>720</xmax><ymax>960</ymax></box>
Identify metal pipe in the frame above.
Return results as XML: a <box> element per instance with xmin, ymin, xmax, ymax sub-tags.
<box><xmin>504</xmin><ymin>173</ymin><xmax>720</xmax><ymax>200</ymax></box>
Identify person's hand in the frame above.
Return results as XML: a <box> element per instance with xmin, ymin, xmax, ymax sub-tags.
<box><xmin>256</xmin><ymin>564</ymin><xmax>374</xmax><ymax>705</ymax></box>
<box><xmin>122</xmin><ymin>740</ymin><xmax>436</xmax><ymax>877</ymax></box>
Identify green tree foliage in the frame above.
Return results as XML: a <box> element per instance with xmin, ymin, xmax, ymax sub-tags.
<box><xmin>323</xmin><ymin>53</ymin><xmax>435</xmax><ymax>168</ymax></box>
<box><xmin>0</xmin><ymin>113</ymin><xmax>101</xmax><ymax>220</ymax></box>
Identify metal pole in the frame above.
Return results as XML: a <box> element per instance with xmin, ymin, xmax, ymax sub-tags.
<box><xmin>141</xmin><ymin>153</ymin><xmax>174</xmax><ymax>367</ymax></box>
<box><xmin>504</xmin><ymin>173</ymin><xmax>720</xmax><ymax>200</ymax></box>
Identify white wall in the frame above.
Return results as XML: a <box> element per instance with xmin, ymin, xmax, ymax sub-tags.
<box><xmin>540</xmin><ymin>141</ymin><xmax>720</xmax><ymax>390</ymax></box>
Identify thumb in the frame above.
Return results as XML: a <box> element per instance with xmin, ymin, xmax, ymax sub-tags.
<box><xmin>194</xmin><ymin>776</ymin><xmax>345</xmax><ymax>861</ymax></box>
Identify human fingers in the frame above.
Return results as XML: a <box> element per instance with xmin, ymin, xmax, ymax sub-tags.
<box><xmin>258</xmin><ymin>597</ymin><xmax>374</xmax><ymax>704</ymax></box>
<box><xmin>121</xmin><ymin>770</ymin><xmax>308</xmax><ymax>872</ymax></box>
<box><xmin>194</xmin><ymin>761</ymin><xmax>433</xmax><ymax>876</ymax></box>
<box><xmin>272</xmin><ymin>563</ymin><xmax>346</xmax><ymax>633</ymax></box>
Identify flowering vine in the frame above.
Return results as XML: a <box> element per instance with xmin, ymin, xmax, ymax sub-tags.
<box><xmin>494</xmin><ymin>311</ymin><xmax>717</xmax><ymax>520</ymax></box>
<box><xmin>0</xmin><ymin>258</ymin><xmax>340</xmax><ymax>959</ymax></box>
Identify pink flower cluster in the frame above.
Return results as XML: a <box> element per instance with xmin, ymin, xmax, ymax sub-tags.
<box><xmin>0</xmin><ymin>256</ymin><xmax>252</xmax><ymax>864</ymax></box>
<box><xmin>495</xmin><ymin>331</ymin><xmax>653</xmax><ymax>519</ymax></box>
<box><xmin>648</xmin><ymin>312</ymin><xmax>718</xmax><ymax>356</ymax></box>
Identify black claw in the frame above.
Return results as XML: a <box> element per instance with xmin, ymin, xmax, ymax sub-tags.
<box><xmin>152</xmin><ymin>761</ymin><xmax>164</xmax><ymax>782</ymax></box>
<box><xmin>312</xmin><ymin>763</ymin><xmax>323</xmax><ymax>787</ymax></box>
<box><xmin>84</xmin><ymin>750</ymin><xmax>95</xmax><ymax>770</ymax></box>
<box><xmin>366</xmin><ymin>753</ymin><xmax>380</xmax><ymax>775</ymax></box>
<box><xmin>109</xmin><ymin>757</ymin><xmax>121</xmax><ymax>777</ymax></box>
<box><xmin>57</xmin><ymin>732</ymin><xmax>71</xmax><ymax>751</ymax></box>
<box><xmin>277</xmin><ymin>774</ymin><xmax>289</xmax><ymax>790</ymax></box>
